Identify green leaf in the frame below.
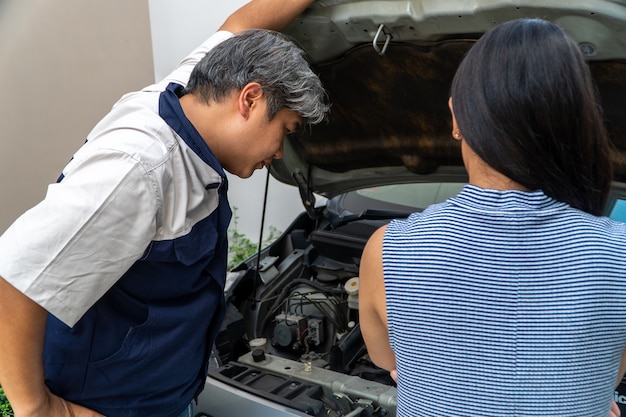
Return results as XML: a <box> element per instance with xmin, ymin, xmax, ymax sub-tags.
<box><xmin>0</xmin><ymin>386</ymin><xmax>14</xmax><ymax>417</ymax></box>
<box><xmin>227</xmin><ymin>207</ymin><xmax>281</xmax><ymax>270</ymax></box>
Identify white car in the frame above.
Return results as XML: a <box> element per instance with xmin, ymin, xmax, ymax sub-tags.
<box><xmin>197</xmin><ymin>1</ymin><xmax>626</xmax><ymax>416</ymax></box>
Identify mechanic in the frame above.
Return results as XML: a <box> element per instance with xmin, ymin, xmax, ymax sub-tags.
<box><xmin>0</xmin><ymin>1</ymin><xmax>328</xmax><ymax>416</ymax></box>
<box><xmin>360</xmin><ymin>18</ymin><xmax>626</xmax><ymax>417</ymax></box>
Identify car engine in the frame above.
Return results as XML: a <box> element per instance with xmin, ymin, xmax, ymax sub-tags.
<box><xmin>207</xmin><ymin>211</ymin><xmax>398</xmax><ymax>416</ymax></box>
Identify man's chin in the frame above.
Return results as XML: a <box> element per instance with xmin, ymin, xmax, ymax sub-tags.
<box><xmin>224</xmin><ymin>167</ymin><xmax>253</xmax><ymax>179</ymax></box>
<box><xmin>238</xmin><ymin>169</ymin><xmax>255</xmax><ymax>179</ymax></box>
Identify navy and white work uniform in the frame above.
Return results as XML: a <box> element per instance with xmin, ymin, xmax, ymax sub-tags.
<box><xmin>0</xmin><ymin>31</ymin><xmax>235</xmax><ymax>417</ymax></box>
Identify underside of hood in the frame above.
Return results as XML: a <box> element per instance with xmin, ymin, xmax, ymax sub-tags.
<box><xmin>272</xmin><ymin>0</ymin><xmax>626</xmax><ymax>197</ymax></box>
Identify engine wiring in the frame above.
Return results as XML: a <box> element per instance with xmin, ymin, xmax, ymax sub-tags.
<box><xmin>288</xmin><ymin>290</ymin><xmax>347</xmax><ymax>331</ymax></box>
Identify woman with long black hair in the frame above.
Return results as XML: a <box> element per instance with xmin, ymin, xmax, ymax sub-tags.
<box><xmin>360</xmin><ymin>18</ymin><xmax>626</xmax><ymax>417</ymax></box>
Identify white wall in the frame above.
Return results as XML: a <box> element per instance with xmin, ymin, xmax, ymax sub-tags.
<box><xmin>148</xmin><ymin>0</ymin><xmax>305</xmax><ymax>242</ymax></box>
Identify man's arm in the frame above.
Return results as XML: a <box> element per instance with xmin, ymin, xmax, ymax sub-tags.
<box><xmin>0</xmin><ymin>276</ymin><xmax>104</xmax><ymax>417</ymax></box>
<box><xmin>158</xmin><ymin>0</ymin><xmax>317</xmax><ymax>92</ymax></box>
<box><xmin>359</xmin><ymin>225</ymin><xmax>396</xmax><ymax>371</ymax></box>
<box><xmin>0</xmin><ymin>275</ymin><xmax>48</xmax><ymax>415</ymax></box>
<box><xmin>219</xmin><ymin>0</ymin><xmax>316</xmax><ymax>33</ymax></box>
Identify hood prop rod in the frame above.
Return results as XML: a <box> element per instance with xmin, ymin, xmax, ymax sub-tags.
<box><xmin>250</xmin><ymin>167</ymin><xmax>272</xmax><ymax>312</ymax></box>
<box><xmin>293</xmin><ymin>168</ymin><xmax>321</xmax><ymax>219</ymax></box>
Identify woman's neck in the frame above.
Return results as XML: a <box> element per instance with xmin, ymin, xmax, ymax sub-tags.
<box><xmin>462</xmin><ymin>140</ymin><xmax>529</xmax><ymax>191</ymax></box>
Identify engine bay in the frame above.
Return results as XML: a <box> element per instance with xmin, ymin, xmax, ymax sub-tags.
<box><xmin>208</xmin><ymin>211</ymin><xmax>398</xmax><ymax>416</ymax></box>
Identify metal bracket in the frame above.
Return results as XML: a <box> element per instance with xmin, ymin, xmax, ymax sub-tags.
<box><xmin>372</xmin><ymin>24</ymin><xmax>391</xmax><ymax>55</ymax></box>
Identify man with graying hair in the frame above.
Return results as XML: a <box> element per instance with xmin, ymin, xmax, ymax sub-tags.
<box><xmin>0</xmin><ymin>1</ymin><xmax>328</xmax><ymax>416</ymax></box>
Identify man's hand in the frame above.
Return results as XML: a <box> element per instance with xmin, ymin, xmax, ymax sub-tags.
<box><xmin>0</xmin><ymin>276</ymin><xmax>104</xmax><ymax>417</ymax></box>
<box><xmin>14</xmin><ymin>389</ymin><xmax>105</xmax><ymax>417</ymax></box>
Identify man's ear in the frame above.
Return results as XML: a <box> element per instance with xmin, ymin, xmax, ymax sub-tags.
<box><xmin>238</xmin><ymin>82</ymin><xmax>264</xmax><ymax>119</ymax></box>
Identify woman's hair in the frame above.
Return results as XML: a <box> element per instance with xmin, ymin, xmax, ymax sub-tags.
<box><xmin>450</xmin><ymin>18</ymin><xmax>612</xmax><ymax>215</ymax></box>
<box><xmin>183</xmin><ymin>29</ymin><xmax>329</xmax><ymax>126</ymax></box>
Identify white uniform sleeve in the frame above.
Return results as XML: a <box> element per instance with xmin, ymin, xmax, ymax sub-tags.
<box><xmin>0</xmin><ymin>148</ymin><xmax>159</xmax><ymax>327</ymax></box>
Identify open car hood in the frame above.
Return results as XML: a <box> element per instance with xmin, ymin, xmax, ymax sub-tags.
<box><xmin>273</xmin><ymin>0</ymin><xmax>626</xmax><ymax>199</ymax></box>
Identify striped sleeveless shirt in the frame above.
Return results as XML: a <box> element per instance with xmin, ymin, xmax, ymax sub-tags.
<box><xmin>383</xmin><ymin>185</ymin><xmax>626</xmax><ymax>416</ymax></box>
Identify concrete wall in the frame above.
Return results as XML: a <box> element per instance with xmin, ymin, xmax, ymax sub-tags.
<box><xmin>0</xmin><ymin>0</ymin><xmax>154</xmax><ymax>233</ymax></box>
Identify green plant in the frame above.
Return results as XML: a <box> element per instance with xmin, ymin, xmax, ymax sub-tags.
<box><xmin>227</xmin><ymin>207</ymin><xmax>280</xmax><ymax>270</ymax></box>
<box><xmin>0</xmin><ymin>386</ymin><xmax>13</xmax><ymax>417</ymax></box>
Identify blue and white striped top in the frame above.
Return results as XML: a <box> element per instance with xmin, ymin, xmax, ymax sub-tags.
<box><xmin>383</xmin><ymin>185</ymin><xmax>626</xmax><ymax>416</ymax></box>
